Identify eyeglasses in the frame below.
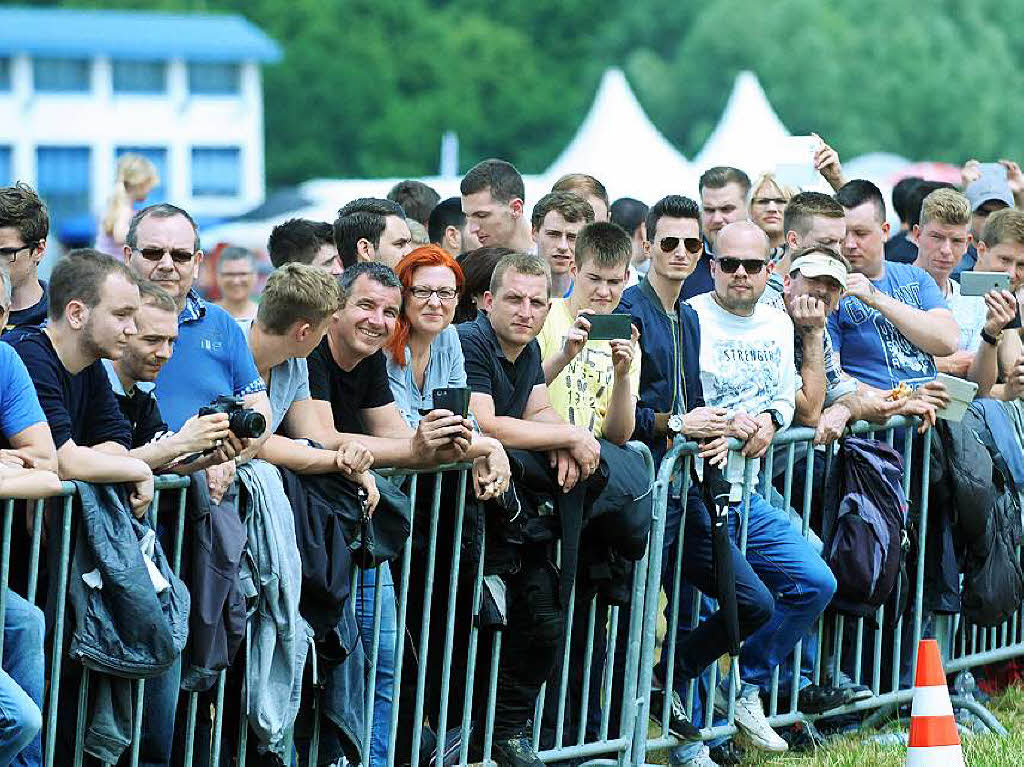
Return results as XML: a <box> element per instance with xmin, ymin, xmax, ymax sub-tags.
<box><xmin>752</xmin><ymin>197</ymin><xmax>787</xmax><ymax>207</ymax></box>
<box><xmin>407</xmin><ymin>286</ymin><xmax>458</xmax><ymax>301</ymax></box>
<box><xmin>658</xmin><ymin>237</ymin><xmax>702</xmax><ymax>254</ymax></box>
<box><xmin>0</xmin><ymin>244</ymin><xmax>35</xmax><ymax>263</ymax></box>
<box><xmin>133</xmin><ymin>247</ymin><xmax>196</xmax><ymax>264</ymax></box>
<box><xmin>716</xmin><ymin>257</ymin><xmax>767</xmax><ymax>274</ymax></box>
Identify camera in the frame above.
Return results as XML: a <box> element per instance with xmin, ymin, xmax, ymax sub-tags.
<box><xmin>198</xmin><ymin>395</ymin><xmax>266</xmax><ymax>439</ymax></box>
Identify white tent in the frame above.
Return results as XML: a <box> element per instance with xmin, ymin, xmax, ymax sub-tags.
<box><xmin>693</xmin><ymin>71</ymin><xmax>791</xmax><ymax>178</ymax></box>
<box><xmin>545</xmin><ymin>68</ymin><xmax>696</xmax><ymax>200</ymax></box>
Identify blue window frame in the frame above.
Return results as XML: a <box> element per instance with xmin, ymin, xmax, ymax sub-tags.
<box><xmin>187</xmin><ymin>62</ymin><xmax>240</xmax><ymax>95</ymax></box>
<box><xmin>0</xmin><ymin>147</ymin><xmax>11</xmax><ymax>186</ymax></box>
<box><xmin>191</xmin><ymin>147</ymin><xmax>241</xmax><ymax>197</ymax></box>
<box><xmin>112</xmin><ymin>60</ymin><xmax>166</xmax><ymax>94</ymax></box>
<box><xmin>36</xmin><ymin>146</ymin><xmax>91</xmax><ymax>222</ymax></box>
<box><xmin>33</xmin><ymin>57</ymin><xmax>90</xmax><ymax>93</ymax></box>
<box><xmin>116</xmin><ymin>146</ymin><xmax>168</xmax><ymax>203</ymax></box>
<box><xmin>0</xmin><ymin>58</ymin><xmax>10</xmax><ymax>92</ymax></box>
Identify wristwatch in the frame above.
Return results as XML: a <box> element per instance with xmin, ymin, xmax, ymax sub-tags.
<box><xmin>762</xmin><ymin>408</ymin><xmax>785</xmax><ymax>430</ymax></box>
<box><xmin>981</xmin><ymin>328</ymin><xmax>1002</xmax><ymax>347</ymax></box>
<box><xmin>667</xmin><ymin>414</ymin><xmax>685</xmax><ymax>436</ymax></box>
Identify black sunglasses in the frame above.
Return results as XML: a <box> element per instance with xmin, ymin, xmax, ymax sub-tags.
<box><xmin>716</xmin><ymin>257</ymin><xmax>767</xmax><ymax>275</ymax></box>
<box><xmin>134</xmin><ymin>247</ymin><xmax>195</xmax><ymax>264</ymax></box>
<box><xmin>659</xmin><ymin>237</ymin><xmax>702</xmax><ymax>254</ymax></box>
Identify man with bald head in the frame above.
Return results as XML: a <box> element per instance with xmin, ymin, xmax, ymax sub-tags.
<box><xmin>683</xmin><ymin>220</ymin><xmax>841</xmax><ymax>744</ymax></box>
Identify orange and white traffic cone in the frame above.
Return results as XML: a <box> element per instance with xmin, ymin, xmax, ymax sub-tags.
<box><xmin>907</xmin><ymin>638</ymin><xmax>965</xmax><ymax>766</ymax></box>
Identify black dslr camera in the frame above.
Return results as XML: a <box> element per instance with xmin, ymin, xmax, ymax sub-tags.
<box><xmin>199</xmin><ymin>395</ymin><xmax>266</xmax><ymax>439</ymax></box>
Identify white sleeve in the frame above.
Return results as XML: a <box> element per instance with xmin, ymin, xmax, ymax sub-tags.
<box><xmin>772</xmin><ymin>316</ymin><xmax>798</xmax><ymax>429</ymax></box>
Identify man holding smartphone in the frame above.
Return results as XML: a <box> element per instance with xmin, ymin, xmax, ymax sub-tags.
<box><xmin>537</xmin><ymin>221</ymin><xmax>639</xmax><ymax>445</ymax></box>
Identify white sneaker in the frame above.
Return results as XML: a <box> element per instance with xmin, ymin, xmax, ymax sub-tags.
<box><xmin>715</xmin><ymin>685</ymin><xmax>788</xmax><ymax>753</ymax></box>
<box><xmin>672</xmin><ymin>743</ymin><xmax>719</xmax><ymax>767</ymax></box>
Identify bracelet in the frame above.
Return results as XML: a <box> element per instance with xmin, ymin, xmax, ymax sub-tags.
<box><xmin>981</xmin><ymin>328</ymin><xmax>1002</xmax><ymax>347</ymax></box>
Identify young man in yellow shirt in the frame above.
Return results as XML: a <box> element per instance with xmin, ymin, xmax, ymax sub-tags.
<box><xmin>537</xmin><ymin>221</ymin><xmax>640</xmax><ymax>444</ymax></box>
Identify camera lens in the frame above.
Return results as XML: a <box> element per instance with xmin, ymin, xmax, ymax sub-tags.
<box><xmin>230</xmin><ymin>409</ymin><xmax>266</xmax><ymax>439</ymax></box>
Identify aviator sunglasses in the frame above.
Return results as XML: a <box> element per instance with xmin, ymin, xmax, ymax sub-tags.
<box><xmin>658</xmin><ymin>237</ymin><xmax>702</xmax><ymax>254</ymax></box>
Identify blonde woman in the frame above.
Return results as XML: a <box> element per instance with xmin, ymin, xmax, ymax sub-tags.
<box><xmin>749</xmin><ymin>172</ymin><xmax>794</xmax><ymax>251</ymax></box>
<box><xmin>96</xmin><ymin>154</ymin><xmax>159</xmax><ymax>256</ymax></box>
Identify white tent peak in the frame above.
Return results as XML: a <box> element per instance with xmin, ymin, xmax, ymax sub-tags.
<box><xmin>544</xmin><ymin>68</ymin><xmax>695</xmax><ymax>199</ymax></box>
<box><xmin>694</xmin><ymin>70</ymin><xmax>790</xmax><ymax>177</ymax></box>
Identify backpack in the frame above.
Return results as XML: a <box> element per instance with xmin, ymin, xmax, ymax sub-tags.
<box><xmin>823</xmin><ymin>437</ymin><xmax>909</xmax><ymax>618</ymax></box>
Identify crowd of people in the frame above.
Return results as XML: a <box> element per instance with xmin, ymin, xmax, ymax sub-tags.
<box><xmin>0</xmin><ymin>139</ymin><xmax>1023</xmax><ymax>767</ymax></box>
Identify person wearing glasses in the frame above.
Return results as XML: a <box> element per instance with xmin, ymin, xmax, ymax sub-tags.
<box><xmin>683</xmin><ymin>221</ymin><xmax>843</xmax><ymax>758</ymax></box>
<box><xmin>748</xmin><ymin>173</ymin><xmax>793</xmax><ymax>253</ymax></box>
<box><xmin>122</xmin><ymin>204</ymin><xmax>273</xmax><ymax>505</ymax></box>
<box><xmin>0</xmin><ymin>183</ymin><xmax>50</xmax><ymax>333</ymax></box>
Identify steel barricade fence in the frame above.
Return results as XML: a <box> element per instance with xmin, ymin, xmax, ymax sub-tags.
<box><xmin>0</xmin><ymin>474</ymin><xmax>191</xmax><ymax>767</ymax></box>
<box><xmin>635</xmin><ymin>414</ymin><xmax>1024</xmax><ymax>764</ymax></box>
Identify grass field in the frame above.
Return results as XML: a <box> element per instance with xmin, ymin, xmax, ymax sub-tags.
<box><xmin>648</xmin><ymin>684</ymin><xmax>1024</xmax><ymax>766</ymax></box>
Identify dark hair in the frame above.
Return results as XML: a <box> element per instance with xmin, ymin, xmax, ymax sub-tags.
<box><xmin>268</xmin><ymin>218</ymin><xmax>331</xmax><ymax>268</ymax></box>
<box><xmin>428</xmin><ymin>197</ymin><xmax>466</xmax><ymax>247</ymax></box>
<box><xmin>137</xmin><ymin>279</ymin><xmax>178</xmax><ymax>314</ymax></box>
<box><xmin>49</xmin><ymin>248</ymin><xmax>136</xmax><ymax>321</ymax></box>
<box><xmin>575</xmin><ymin>222</ymin><xmax>631</xmax><ymax>271</ymax></box>
<box><xmin>0</xmin><ymin>182</ymin><xmax>49</xmax><ymax>245</ymax></box>
<box><xmin>334</xmin><ymin>198</ymin><xmax>406</xmax><ymax>269</ymax></box>
<box><xmin>646</xmin><ymin>195</ymin><xmax>700</xmax><ymax>243</ymax></box>
<box><xmin>337</xmin><ymin>260</ymin><xmax>401</xmax><ymax>306</ymax></box>
<box><xmin>126</xmin><ymin>203</ymin><xmax>200</xmax><ymax>252</ymax></box>
<box><xmin>530</xmin><ymin>191</ymin><xmax>595</xmax><ymax>230</ymax></box>
<box><xmin>455</xmin><ymin>246</ymin><xmax>516</xmax><ymax>322</ymax></box>
<box><xmin>610</xmin><ymin>197</ymin><xmax>649</xmax><ymax>236</ymax></box>
<box><xmin>698</xmin><ymin>166</ymin><xmax>751</xmax><ymax>196</ymax></box>
<box><xmin>783</xmin><ymin>192</ymin><xmax>845</xmax><ymax>238</ymax></box>
<box><xmin>835</xmin><ymin>180</ymin><xmax>887</xmax><ymax>223</ymax></box>
<box><xmin>552</xmin><ymin>174</ymin><xmax>609</xmax><ymax>212</ymax></box>
<box><xmin>387</xmin><ymin>180</ymin><xmax>440</xmax><ymax>226</ymax></box>
<box><xmin>892</xmin><ymin>176</ymin><xmax>923</xmax><ymax>224</ymax></box>
<box><xmin>905</xmin><ymin>180</ymin><xmax>955</xmax><ymax>228</ymax></box>
<box><xmin>460</xmin><ymin>159</ymin><xmax>525</xmax><ymax>204</ymax></box>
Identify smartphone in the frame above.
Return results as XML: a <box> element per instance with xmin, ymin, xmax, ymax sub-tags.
<box><xmin>431</xmin><ymin>387</ymin><xmax>471</xmax><ymax>418</ymax></box>
<box><xmin>960</xmin><ymin>271</ymin><xmax>1010</xmax><ymax>297</ymax></box>
<box><xmin>582</xmin><ymin>313</ymin><xmax>632</xmax><ymax>341</ymax></box>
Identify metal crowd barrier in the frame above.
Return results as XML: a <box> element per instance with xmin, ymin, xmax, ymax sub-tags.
<box><xmin>636</xmin><ymin>415</ymin><xmax>1021</xmax><ymax>763</ymax></box>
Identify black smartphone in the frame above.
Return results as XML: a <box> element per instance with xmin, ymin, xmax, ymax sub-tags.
<box><xmin>431</xmin><ymin>387</ymin><xmax>471</xmax><ymax>418</ymax></box>
<box><xmin>582</xmin><ymin>313</ymin><xmax>632</xmax><ymax>341</ymax></box>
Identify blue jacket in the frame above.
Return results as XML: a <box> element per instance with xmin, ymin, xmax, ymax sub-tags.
<box><xmin>615</xmin><ymin>279</ymin><xmax>704</xmax><ymax>465</ymax></box>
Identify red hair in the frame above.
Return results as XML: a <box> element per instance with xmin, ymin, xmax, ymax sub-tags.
<box><xmin>387</xmin><ymin>245</ymin><xmax>465</xmax><ymax>367</ymax></box>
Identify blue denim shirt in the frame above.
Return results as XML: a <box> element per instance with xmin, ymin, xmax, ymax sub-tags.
<box><xmin>384</xmin><ymin>326</ymin><xmax>468</xmax><ymax>428</ymax></box>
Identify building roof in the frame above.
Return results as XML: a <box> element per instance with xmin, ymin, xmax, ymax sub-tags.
<box><xmin>0</xmin><ymin>7</ymin><xmax>281</xmax><ymax>62</ymax></box>
<box><xmin>545</xmin><ymin>68</ymin><xmax>696</xmax><ymax>200</ymax></box>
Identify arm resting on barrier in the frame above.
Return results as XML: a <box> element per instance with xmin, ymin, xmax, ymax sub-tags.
<box><xmin>0</xmin><ymin>466</ymin><xmax>63</xmax><ymax>498</ymax></box>
<box><xmin>3</xmin><ymin>422</ymin><xmax>58</xmax><ymax>474</ymax></box>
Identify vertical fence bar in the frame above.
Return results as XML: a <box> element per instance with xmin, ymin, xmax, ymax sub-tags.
<box><xmin>387</xmin><ymin>473</ymin><xmax>417</xmax><ymax>767</ymax></box>
<box><xmin>44</xmin><ymin>492</ymin><xmax>74</xmax><ymax>767</ymax></box>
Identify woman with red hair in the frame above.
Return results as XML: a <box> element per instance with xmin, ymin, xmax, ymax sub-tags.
<box><xmin>385</xmin><ymin>245</ymin><xmax>510</xmax><ymax>497</ymax></box>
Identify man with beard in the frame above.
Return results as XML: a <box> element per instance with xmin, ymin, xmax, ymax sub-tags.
<box><xmin>105</xmin><ymin>280</ymin><xmax>234</xmax><ymax>471</ymax></box>
<box><xmin>5</xmin><ymin>248</ymin><xmax>154</xmax><ymax>515</ymax></box>
<box><xmin>335</xmin><ymin>198</ymin><xmax>415</xmax><ymax>269</ymax></box>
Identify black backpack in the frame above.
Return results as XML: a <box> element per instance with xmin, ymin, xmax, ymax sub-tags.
<box><xmin>823</xmin><ymin>437</ymin><xmax>909</xmax><ymax>618</ymax></box>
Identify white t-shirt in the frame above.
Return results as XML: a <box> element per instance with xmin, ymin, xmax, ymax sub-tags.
<box><xmin>945</xmin><ymin>278</ymin><xmax>986</xmax><ymax>353</ymax></box>
<box><xmin>688</xmin><ymin>292</ymin><xmax>799</xmax><ymax>429</ymax></box>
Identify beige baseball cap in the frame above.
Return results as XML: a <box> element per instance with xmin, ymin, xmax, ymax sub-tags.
<box><xmin>789</xmin><ymin>251</ymin><xmax>848</xmax><ymax>289</ymax></box>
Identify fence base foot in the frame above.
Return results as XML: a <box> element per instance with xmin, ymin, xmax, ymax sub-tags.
<box><xmin>950</xmin><ymin>695</ymin><xmax>1008</xmax><ymax>737</ymax></box>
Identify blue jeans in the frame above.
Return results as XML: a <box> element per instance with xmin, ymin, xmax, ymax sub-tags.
<box><xmin>0</xmin><ymin>590</ymin><xmax>44</xmax><ymax>767</ymax></box>
<box><xmin>354</xmin><ymin>563</ymin><xmax>397</xmax><ymax>767</ymax></box>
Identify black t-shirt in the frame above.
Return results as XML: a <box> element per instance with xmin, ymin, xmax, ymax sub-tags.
<box><xmin>457</xmin><ymin>311</ymin><xmax>544</xmax><ymax>419</ymax></box>
<box><xmin>306</xmin><ymin>337</ymin><xmax>394</xmax><ymax>434</ymax></box>
<box><xmin>113</xmin><ymin>387</ymin><xmax>169</xmax><ymax>449</ymax></box>
<box><xmin>884</xmin><ymin>231</ymin><xmax>917</xmax><ymax>264</ymax></box>
<box><xmin>3</xmin><ymin>280</ymin><xmax>48</xmax><ymax>334</ymax></box>
<box><xmin>5</xmin><ymin>326</ymin><xmax>131</xmax><ymax>449</ymax></box>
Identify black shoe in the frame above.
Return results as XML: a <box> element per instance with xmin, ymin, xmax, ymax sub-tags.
<box><xmin>492</xmin><ymin>736</ymin><xmax>544</xmax><ymax>767</ymax></box>
<box><xmin>708</xmin><ymin>740</ymin><xmax>746</xmax><ymax>766</ymax></box>
<box><xmin>652</xmin><ymin>687</ymin><xmax>701</xmax><ymax>741</ymax></box>
<box><xmin>796</xmin><ymin>684</ymin><xmax>847</xmax><ymax>715</ymax></box>
<box><xmin>778</xmin><ymin>720</ymin><xmax>826</xmax><ymax>753</ymax></box>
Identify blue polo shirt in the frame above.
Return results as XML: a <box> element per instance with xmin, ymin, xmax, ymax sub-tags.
<box><xmin>153</xmin><ymin>289</ymin><xmax>265</xmax><ymax>431</ymax></box>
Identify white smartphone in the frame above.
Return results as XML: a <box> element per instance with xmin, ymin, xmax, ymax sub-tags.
<box><xmin>960</xmin><ymin>271</ymin><xmax>1010</xmax><ymax>297</ymax></box>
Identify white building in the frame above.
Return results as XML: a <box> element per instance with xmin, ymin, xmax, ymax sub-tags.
<box><xmin>0</xmin><ymin>7</ymin><xmax>280</xmax><ymax>243</ymax></box>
